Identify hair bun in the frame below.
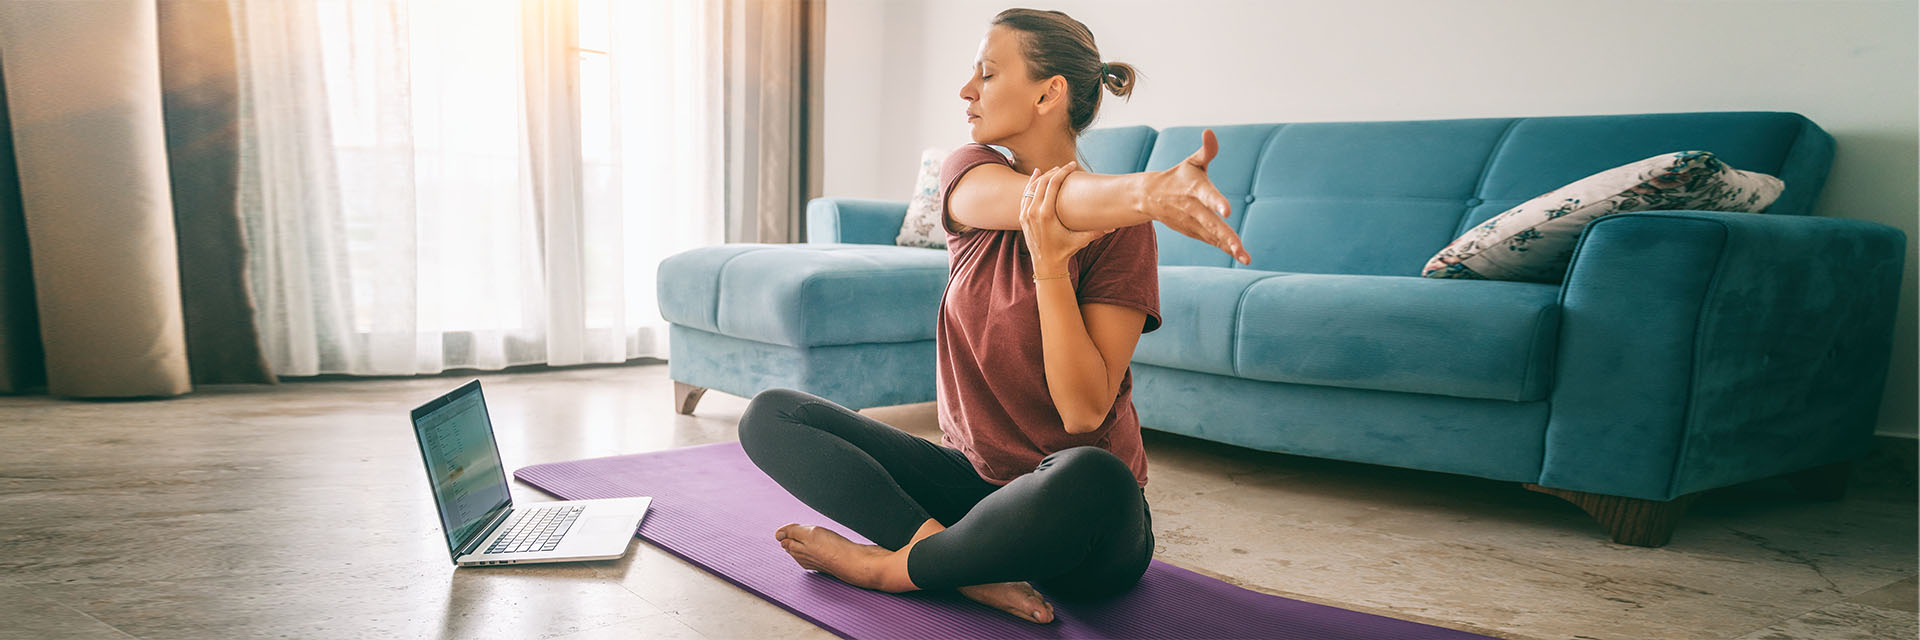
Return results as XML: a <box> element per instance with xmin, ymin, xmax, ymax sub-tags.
<box><xmin>1101</xmin><ymin>61</ymin><xmax>1137</xmax><ymax>99</ymax></box>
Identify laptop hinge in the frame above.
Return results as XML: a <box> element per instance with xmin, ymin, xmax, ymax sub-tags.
<box><xmin>456</xmin><ymin>506</ymin><xmax>514</xmax><ymax>557</ymax></box>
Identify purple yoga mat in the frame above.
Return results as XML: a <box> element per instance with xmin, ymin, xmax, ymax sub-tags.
<box><xmin>515</xmin><ymin>441</ymin><xmax>1491</xmax><ymax>640</ymax></box>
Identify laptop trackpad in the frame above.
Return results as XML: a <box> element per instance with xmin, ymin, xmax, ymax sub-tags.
<box><xmin>583</xmin><ymin>515</ymin><xmax>640</xmax><ymax>541</ymax></box>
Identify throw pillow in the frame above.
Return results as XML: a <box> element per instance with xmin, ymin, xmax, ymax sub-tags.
<box><xmin>895</xmin><ymin>147</ymin><xmax>948</xmax><ymax>249</ymax></box>
<box><xmin>1422</xmin><ymin>150</ymin><xmax>1785</xmax><ymax>283</ymax></box>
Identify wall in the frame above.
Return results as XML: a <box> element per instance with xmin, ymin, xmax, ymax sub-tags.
<box><xmin>822</xmin><ymin>0</ymin><xmax>1919</xmax><ymax>438</ymax></box>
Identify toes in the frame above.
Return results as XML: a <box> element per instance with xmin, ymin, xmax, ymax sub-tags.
<box><xmin>780</xmin><ymin>539</ymin><xmax>808</xmax><ymax>560</ymax></box>
<box><xmin>1021</xmin><ymin>588</ymin><xmax>1053</xmax><ymax>622</ymax></box>
<box><xmin>780</xmin><ymin>545</ymin><xmax>813</xmax><ymax>569</ymax></box>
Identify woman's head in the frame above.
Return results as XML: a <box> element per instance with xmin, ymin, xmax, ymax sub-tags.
<box><xmin>961</xmin><ymin>9</ymin><xmax>1135</xmax><ymax>145</ymax></box>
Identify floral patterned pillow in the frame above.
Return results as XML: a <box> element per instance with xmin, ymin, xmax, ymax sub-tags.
<box><xmin>895</xmin><ymin>148</ymin><xmax>948</xmax><ymax>249</ymax></box>
<box><xmin>1423</xmin><ymin>151</ymin><xmax>1785</xmax><ymax>283</ymax></box>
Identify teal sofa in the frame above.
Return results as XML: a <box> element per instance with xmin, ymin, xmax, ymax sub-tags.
<box><xmin>658</xmin><ymin>112</ymin><xmax>1907</xmax><ymax>546</ymax></box>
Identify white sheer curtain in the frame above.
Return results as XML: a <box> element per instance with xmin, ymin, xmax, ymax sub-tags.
<box><xmin>232</xmin><ymin>0</ymin><xmax>723</xmax><ymax>376</ymax></box>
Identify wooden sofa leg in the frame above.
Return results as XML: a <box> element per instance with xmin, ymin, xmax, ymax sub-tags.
<box><xmin>1523</xmin><ymin>484</ymin><xmax>1697</xmax><ymax>547</ymax></box>
<box><xmin>673</xmin><ymin>382</ymin><xmax>708</xmax><ymax>416</ymax></box>
<box><xmin>1785</xmin><ymin>461</ymin><xmax>1851</xmax><ymax>501</ymax></box>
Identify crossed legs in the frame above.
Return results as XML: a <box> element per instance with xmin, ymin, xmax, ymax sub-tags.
<box><xmin>737</xmin><ymin>388</ymin><xmax>1154</xmax><ymax>622</ymax></box>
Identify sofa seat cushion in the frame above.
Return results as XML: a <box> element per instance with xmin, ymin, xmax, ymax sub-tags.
<box><xmin>1132</xmin><ymin>267</ymin><xmax>1280</xmax><ymax>378</ymax></box>
<box><xmin>1136</xmin><ymin>267</ymin><xmax>1562</xmax><ymax>402</ymax></box>
<box><xmin>1234</xmin><ymin>274</ymin><xmax>1562</xmax><ymax>402</ymax></box>
<box><xmin>658</xmin><ymin>243</ymin><xmax>948</xmax><ymax>348</ymax></box>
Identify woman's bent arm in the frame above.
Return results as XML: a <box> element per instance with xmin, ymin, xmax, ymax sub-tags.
<box><xmin>1019</xmin><ymin>165</ymin><xmax>1149</xmax><ymax>435</ymax></box>
<box><xmin>1036</xmin><ymin>291</ymin><xmax>1145</xmax><ymax>433</ymax></box>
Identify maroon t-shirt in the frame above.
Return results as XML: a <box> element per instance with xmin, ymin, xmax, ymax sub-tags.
<box><xmin>935</xmin><ymin>143</ymin><xmax>1161</xmax><ymax>488</ymax></box>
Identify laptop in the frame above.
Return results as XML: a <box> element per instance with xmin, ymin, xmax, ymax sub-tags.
<box><xmin>410</xmin><ymin>379</ymin><xmax>651</xmax><ymax>566</ymax></box>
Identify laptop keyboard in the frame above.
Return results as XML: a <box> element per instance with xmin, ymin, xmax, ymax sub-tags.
<box><xmin>485</xmin><ymin>505</ymin><xmax>585</xmax><ymax>554</ymax></box>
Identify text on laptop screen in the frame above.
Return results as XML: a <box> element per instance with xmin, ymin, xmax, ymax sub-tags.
<box><xmin>415</xmin><ymin>388</ymin><xmax>512</xmax><ymax>552</ymax></box>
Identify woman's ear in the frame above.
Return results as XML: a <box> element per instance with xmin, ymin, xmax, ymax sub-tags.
<box><xmin>1036</xmin><ymin>75</ymin><xmax>1067</xmax><ymax>114</ymax></box>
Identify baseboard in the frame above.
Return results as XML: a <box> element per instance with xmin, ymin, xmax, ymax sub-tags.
<box><xmin>280</xmin><ymin>356</ymin><xmax>668</xmax><ymax>383</ymax></box>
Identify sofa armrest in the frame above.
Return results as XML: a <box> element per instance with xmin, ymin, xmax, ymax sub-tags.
<box><xmin>806</xmin><ymin>197</ymin><xmax>909</xmax><ymax>245</ymax></box>
<box><xmin>1540</xmin><ymin>210</ymin><xmax>1907</xmax><ymax>501</ymax></box>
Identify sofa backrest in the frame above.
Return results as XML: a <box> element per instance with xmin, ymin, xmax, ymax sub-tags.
<box><xmin>1077</xmin><ymin>112</ymin><xmax>1834</xmax><ymax>276</ymax></box>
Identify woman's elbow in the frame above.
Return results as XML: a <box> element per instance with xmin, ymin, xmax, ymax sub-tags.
<box><xmin>1060</xmin><ymin>405</ymin><xmax>1108</xmax><ymax>435</ymax></box>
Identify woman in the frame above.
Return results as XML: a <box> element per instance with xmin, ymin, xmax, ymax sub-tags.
<box><xmin>737</xmin><ymin>8</ymin><xmax>1248</xmax><ymax>625</ymax></box>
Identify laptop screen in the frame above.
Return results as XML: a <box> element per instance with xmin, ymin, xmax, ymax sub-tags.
<box><xmin>410</xmin><ymin>380</ymin><xmax>513</xmax><ymax>557</ymax></box>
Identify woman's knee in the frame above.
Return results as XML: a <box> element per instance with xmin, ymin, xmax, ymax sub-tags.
<box><xmin>1038</xmin><ymin>446</ymin><xmax>1137</xmax><ymax>499</ymax></box>
<box><xmin>739</xmin><ymin>387</ymin><xmax>816</xmax><ymax>451</ymax></box>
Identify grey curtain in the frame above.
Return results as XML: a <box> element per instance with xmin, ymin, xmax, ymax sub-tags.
<box><xmin>0</xmin><ymin>56</ymin><xmax>44</xmax><ymax>394</ymax></box>
<box><xmin>159</xmin><ymin>0</ymin><xmax>275</xmax><ymax>386</ymax></box>
<box><xmin>723</xmin><ymin>0</ymin><xmax>822</xmax><ymax>244</ymax></box>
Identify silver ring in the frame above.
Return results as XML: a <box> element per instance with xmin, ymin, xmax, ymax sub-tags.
<box><xmin>1022</xmin><ymin>192</ymin><xmax>1035</xmax><ymax>199</ymax></box>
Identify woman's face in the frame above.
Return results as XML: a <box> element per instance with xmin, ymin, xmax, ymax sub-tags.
<box><xmin>960</xmin><ymin>26</ymin><xmax>1047</xmax><ymax>144</ymax></box>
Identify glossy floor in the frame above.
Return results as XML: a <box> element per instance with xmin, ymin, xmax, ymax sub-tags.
<box><xmin>0</xmin><ymin>364</ymin><xmax>1912</xmax><ymax>639</ymax></box>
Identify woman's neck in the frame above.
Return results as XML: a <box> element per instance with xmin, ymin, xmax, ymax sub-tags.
<box><xmin>1001</xmin><ymin>130</ymin><xmax>1077</xmax><ymax>176</ymax></box>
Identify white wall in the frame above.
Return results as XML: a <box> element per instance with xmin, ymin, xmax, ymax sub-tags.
<box><xmin>823</xmin><ymin>0</ymin><xmax>1919</xmax><ymax>438</ymax></box>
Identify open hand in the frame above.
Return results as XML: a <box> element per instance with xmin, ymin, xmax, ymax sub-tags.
<box><xmin>1020</xmin><ymin>162</ymin><xmax>1112</xmax><ymax>270</ymax></box>
<box><xmin>1144</xmin><ymin>129</ymin><xmax>1250</xmax><ymax>265</ymax></box>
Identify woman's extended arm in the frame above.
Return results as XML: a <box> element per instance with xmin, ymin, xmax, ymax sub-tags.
<box><xmin>948</xmin><ymin>130</ymin><xmax>1250</xmax><ymax>265</ymax></box>
<box><xmin>951</xmin><ymin>165</ymin><xmax>1155</xmax><ymax>230</ymax></box>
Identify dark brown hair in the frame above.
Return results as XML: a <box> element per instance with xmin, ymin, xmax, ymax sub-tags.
<box><xmin>992</xmin><ymin>8</ymin><xmax>1136</xmax><ymax>136</ymax></box>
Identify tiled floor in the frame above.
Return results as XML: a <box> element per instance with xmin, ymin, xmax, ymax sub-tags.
<box><xmin>0</xmin><ymin>363</ymin><xmax>1912</xmax><ymax>639</ymax></box>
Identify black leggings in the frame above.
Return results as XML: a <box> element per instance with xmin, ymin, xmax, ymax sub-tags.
<box><xmin>737</xmin><ymin>388</ymin><xmax>1154</xmax><ymax>600</ymax></box>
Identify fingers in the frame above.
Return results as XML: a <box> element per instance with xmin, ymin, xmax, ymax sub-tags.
<box><xmin>1185</xmin><ymin>128</ymin><xmax>1219</xmax><ymax>169</ymax></box>
<box><xmin>1202</xmin><ymin>211</ymin><xmax>1248</xmax><ymax>265</ymax></box>
<box><xmin>1020</xmin><ymin>167</ymin><xmax>1043</xmax><ymax>222</ymax></box>
<box><xmin>1201</xmin><ymin>184</ymin><xmax>1233</xmax><ymax>219</ymax></box>
<box><xmin>1053</xmin><ymin>161</ymin><xmax>1079</xmax><ymax>186</ymax></box>
<box><xmin>1036</xmin><ymin>162</ymin><xmax>1073</xmax><ymax>216</ymax></box>
<box><xmin>1182</xmin><ymin>176</ymin><xmax>1245</xmax><ymax>261</ymax></box>
<box><xmin>1226</xmin><ymin>226</ymin><xmax>1249</xmax><ymax>264</ymax></box>
<box><xmin>1177</xmin><ymin>198</ymin><xmax>1250</xmax><ymax>265</ymax></box>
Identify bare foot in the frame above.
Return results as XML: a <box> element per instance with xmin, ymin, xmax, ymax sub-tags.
<box><xmin>958</xmin><ymin>581</ymin><xmax>1055</xmax><ymax>624</ymax></box>
<box><xmin>775</xmin><ymin>522</ymin><xmax>1054</xmax><ymax>624</ymax></box>
<box><xmin>775</xmin><ymin>523</ymin><xmax>902</xmax><ymax>592</ymax></box>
